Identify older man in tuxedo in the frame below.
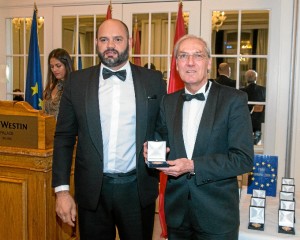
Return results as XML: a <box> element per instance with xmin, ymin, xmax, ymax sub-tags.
<box><xmin>151</xmin><ymin>35</ymin><xmax>254</xmax><ymax>240</ymax></box>
<box><xmin>241</xmin><ymin>69</ymin><xmax>266</xmax><ymax>144</ymax></box>
<box><xmin>52</xmin><ymin>19</ymin><xmax>166</xmax><ymax>240</ymax></box>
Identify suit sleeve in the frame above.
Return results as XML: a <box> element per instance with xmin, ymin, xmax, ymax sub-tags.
<box><xmin>52</xmin><ymin>73</ymin><xmax>78</xmax><ymax>188</ymax></box>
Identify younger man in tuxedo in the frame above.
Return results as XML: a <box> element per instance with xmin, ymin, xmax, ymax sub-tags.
<box><xmin>52</xmin><ymin>19</ymin><xmax>166</xmax><ymax>240</ymax></box>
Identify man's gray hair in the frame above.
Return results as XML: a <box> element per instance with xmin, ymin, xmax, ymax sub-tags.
<box><xmin>173</xmin><ymin>34</ymin><xmax>211</xmax><ymax>58</ymax></box>
<box><xmin>245</xmin><ymin>70</ymin><xmax>257</xmax><ymax>83</ymax></box>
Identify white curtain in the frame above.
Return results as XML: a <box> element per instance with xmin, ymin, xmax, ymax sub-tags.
<box><xmin>256</xmin><ymin>29</ymin><xmax>268</xmax><ymax>87</ymax></box>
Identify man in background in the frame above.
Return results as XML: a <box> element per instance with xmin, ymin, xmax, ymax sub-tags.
<box><xmin>215</xmin><ymin>62</ymin><xmax>236</xmax><ymax>88</ymax></box>
<box><xmin>241</xmin><ymin>69</ymin><xmax>266</xmax><ymax>144</ymax></box>
<box><xmin>52</xmin><ymin>19</ymin><xmax>166</xmax><ymax>240</ymax></box>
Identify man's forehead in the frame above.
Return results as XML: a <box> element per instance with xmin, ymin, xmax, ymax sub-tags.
<box><xmin>98</xmin><ymin>34</ymin><xmax>124</xmax><ymax>38</ymax></box>
<box><xmin>179</xmin><ymin>39</ymin><xmax>205</xmax><ymax>51</ymax></box>
<box><xmin>98</xmin><ymin>22</ymin><xmax>126</xmax><ymax>34</ymax></box>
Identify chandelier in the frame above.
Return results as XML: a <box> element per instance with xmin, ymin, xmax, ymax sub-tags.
<box><xmin>183</xmin><ymin>12</ymin><xmax>189</xmax><ymax>29</ymax></box>
<box><xmin>12</xmin><ymin>17</ymin><xmax>44</xmax><ymax>31</ymax></box>
<box><xmin>212</xmin><ymin>11</ymin><xmax>226</xmax><ymax>32</ymax></box>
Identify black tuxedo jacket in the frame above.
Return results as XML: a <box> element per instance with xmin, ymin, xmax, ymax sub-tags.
<box><xmin>216</xmin><ymin>75</ymin><xmax>236</xmax><ymax>88</ymax></box>
<box><xmin>52</xmin><ymin>63</ymin><xmax>166</xmax><ymax>210</ymax></box>
<box><xmin>241</xmin><ymin>83</ymin><xmax>266</xmax><ymax>131</ymax></box>
<box><xmin>156</xmin><ymin>81</ymin><xmax>254</xmax><ymax>234</ymax></box>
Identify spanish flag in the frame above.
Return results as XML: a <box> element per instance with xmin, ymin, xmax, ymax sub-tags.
<box><xmin>106</xmin><ymin>1</ymin><xmax>112</xmax><ymax>19</ymax></box>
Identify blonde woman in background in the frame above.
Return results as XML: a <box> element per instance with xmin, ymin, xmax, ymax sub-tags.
<box><xmin>43</xmin><ymin>48</ymin><xmax>74</xmax><ymax>119</ymax></box>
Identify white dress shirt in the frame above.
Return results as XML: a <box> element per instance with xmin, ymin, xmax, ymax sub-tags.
<box><xmin>182</xmin><ymin>81</ymin><xmax>211</xmax><ymax>159</ymax></box>
<box><xmin>99</xmin><ymin>62</ymin><xmax>136</xmax><ymax>173</ymax></box>
<box><xmin>54</xmin><ymin>62</ymin><xmax>136</xmax><ymax>193</ymax></box>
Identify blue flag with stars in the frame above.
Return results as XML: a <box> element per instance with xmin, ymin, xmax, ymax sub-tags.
<box><xmin>247</xmin><ymin>154</ymin><xmax>278</xmax><ymax>197</ymax></box>
<box><xmin>25</xmin><ymin>6</ymin><xmax>43</xmax><ymax>110</ymax></box>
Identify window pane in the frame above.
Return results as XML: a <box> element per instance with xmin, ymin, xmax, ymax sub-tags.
<box><xmin>211</xmin><ymin>11</ymin><xmax>238</xmax><ymax>55</ymax></box>
<box><xmin>12</xmin><ymin>56</ymin><xmax>24</xmax><ymax>91</ymax></box>
<box><xmin>38</xmin><ymin>20</ymin><xmax>44</xmax><ymax>55</ymax></box>
<box><xmin>75</xmin><ymin>56</ymin><xmax>94</xmax><ymax>69</ymax></box>
<box><xmin>241</xmin><ymin>11</ymin><xmax>269</xmax><ymax>55</ymax></box>
<box><xmin>12</xmin><ymin>19</ymin><xmax>25</xmax><ymax>55</ymax></box>
<box><xmin>25</xmin><ymin>19</ymin><xmax>32</xmax><ymax>55</ymax></box>
<box><xmin>62</xmin><ymin>16</ymin><xmax>76</xmax><ymax>54</ymax></box>
<box><xmin>152</xmin><ymin>13</ymin><xmax>168</xmax><ymax>55</ymax></box>
<box><xmin>79</xmin><ymin>16</ymin><xmax>94</xmax><ymax>55</ymax></box>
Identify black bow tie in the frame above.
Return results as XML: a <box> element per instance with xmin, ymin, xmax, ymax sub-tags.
<box><xmin>182</xmin><ymin>93</ymin><xmax>205</xmax><ymax>101</ymax></box>
<box><xmin>102</xmin><ymin>68</ymin><xmax>127</xmax><ymax>81</ymax></box>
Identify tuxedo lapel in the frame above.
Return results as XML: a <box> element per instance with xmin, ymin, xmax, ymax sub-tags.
<box><xmin>192</xmin><ymin>82</ymin><xmax>219</xmax><ymax>157</ymax></box>
<box><xmin>131</xmin><ymin>64</ymin><xmax>147</xmax><ymax>154</ymax></box>
<box><xmin>173</xmin><ymin>91</ymin><xmax>187</xmax><ymax>158</ymax></box>
<box><xmin>85</xmin><ymin>64</ymin><xmax>103</xmax><ymax>158</ymax></box>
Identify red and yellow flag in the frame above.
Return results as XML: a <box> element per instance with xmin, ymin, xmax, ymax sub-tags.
<box><xmin>132</xmin><ymin>19</ymin><xmax>141</xmax><ymax>66</ymax></box>
<box><xmin>167</xmin><ymin>1</ymin><xmax>186</xmax><ymax>93</ymax></box>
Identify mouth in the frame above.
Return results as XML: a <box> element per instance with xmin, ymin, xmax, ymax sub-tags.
<box><xmin>104</xmin><ymin>49</ymin><xmax>118</xmax><ymax>58</ymax></box>
<box><xmin>186</xmin><ymin>70</ymin><xmax>196</xmax><ymax>74</ymax></box>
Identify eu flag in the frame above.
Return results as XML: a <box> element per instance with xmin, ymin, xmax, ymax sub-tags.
<box><xmin>25</xmin><ymin>6</ymin><xmax>43</xmax><ymax>110</ymax></box>
<box><xmin>247</xmin><ymin>154</ymin><xmax>278</xmax><ymax>197</ymax></box>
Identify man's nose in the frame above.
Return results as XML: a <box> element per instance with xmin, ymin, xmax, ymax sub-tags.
<box><xmin>107</xmin><ymin>39</ymin><xmax>116</xmax><ymax>48</ymax></box>
<box><xmin>187</xmin><ymin>55</ymin><xmax>196</xmax><ymax>64</ymax></box>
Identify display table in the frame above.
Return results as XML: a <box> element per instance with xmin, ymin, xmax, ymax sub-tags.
<box><xmin>239</xmin><ymin>187</ymin><xmax>299</xmax><ymax>239</ymax></box>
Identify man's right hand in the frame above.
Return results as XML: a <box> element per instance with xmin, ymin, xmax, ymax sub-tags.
<box><xmin>55</xmin><ymin>191</ymin><xmax>76</xmax><ymax>227</ymax></box>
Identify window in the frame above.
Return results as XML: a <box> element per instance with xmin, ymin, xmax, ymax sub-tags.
<box><xmin>210</xmin><ymin>10</ymin><xmax>269</xmax><ymax>147</ymax></box>
<box><xmin>6</xmin><ymin>15</ymin><xmax>44</xmax><ymax>100</ymax></box>
<box><xmin>61</xmin><ymin>15</ymin><xmax>105</xmax><ymax>70</ymax></box>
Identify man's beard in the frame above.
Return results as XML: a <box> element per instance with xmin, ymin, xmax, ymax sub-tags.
<box><xmin>98</xmin><ymin>44</ymin><xmax>129</xmax><ymax>68</ymax></box>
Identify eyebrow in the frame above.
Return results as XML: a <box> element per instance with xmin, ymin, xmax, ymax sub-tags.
<box><xmin>178</xmin><ymin>51</ymin><xmax>203</xmax><ymax>54</ymax></box>
<box><xmin>98</xmin><ymin>35</ymin><xmax>124</xmax><ymax>39</ymax></box>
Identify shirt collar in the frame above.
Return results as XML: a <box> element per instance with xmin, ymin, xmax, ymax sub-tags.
<box><xmin>185</xmin><ymin>80</ymin><xmax>211</xmax><ymax>95</ymax></box>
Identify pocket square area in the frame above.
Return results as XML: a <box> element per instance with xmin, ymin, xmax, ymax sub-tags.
<box><xmin>147</xmin><ymin>95</ymin><xmax>157</xmax><ymax>100</ymax></box>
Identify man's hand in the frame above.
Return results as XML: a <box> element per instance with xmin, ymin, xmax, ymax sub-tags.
<box><xmin>157</xmin><ymin>158</ymin><xmax>194</xmax><ymax>177</ymax></box>
<box><xmin>55</xmin><ymin>191</ymin><xmax>76</xmax><ymax>227</ymax></box>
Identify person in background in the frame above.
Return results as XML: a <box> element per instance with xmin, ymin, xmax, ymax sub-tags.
<box><xmin>143</xmin><ymin>62</ymin><xmax>156</xmax><ymax>70</ymax></box>
<box><xmin>13</xmin><ymin>88</ymin><xmax>24</xmax><ymax>101</ymax></box>
<box><xmin>144</xmin><ymin>34</ymin><xmax>253</xmax><ymax>240</ymax></box>
<box><xmin>43</xmin><ymin>48</ymin><xmax>74</xmax><ymax>119</ymax></box>
<box><xmin>215</xmin><ymin>62</ymin><xmax>236</xmax><ymax>88</ymax></box>
<box><xmin>52</xmin><ymin>19</ymin><xmax>166</xmax><ymax>240</ymax></box>
<box><xmin>241</xmin><ymin>69</ymin><xmax>266</xmax><ymax>144</ymax></box>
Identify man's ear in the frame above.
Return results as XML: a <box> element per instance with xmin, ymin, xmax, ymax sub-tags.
<box><xmin>207</xmin><ymin>58</ymin><xmax>212</xmax><ymax>72</ymax></box>
<box><xmin>129</xmin><ymin>37</ymin><xmax>133</xmax><ymax>49</ymax></box>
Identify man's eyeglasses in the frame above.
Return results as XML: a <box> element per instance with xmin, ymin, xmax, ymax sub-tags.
<box><xmin>177</xmin><ymin>53</ymin><xmax>207</xmax><ymax>62</ymax></box>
